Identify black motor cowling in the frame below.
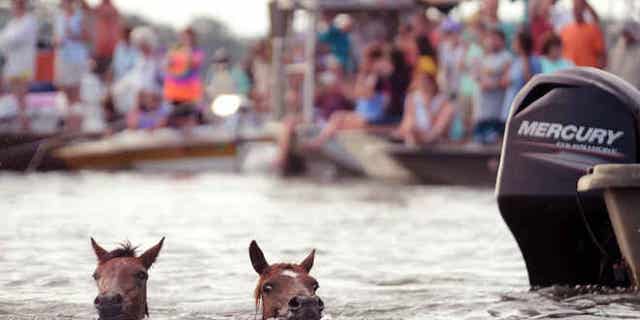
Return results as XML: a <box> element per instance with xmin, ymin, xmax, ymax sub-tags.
<box><xmin>497</xmin><ymin>68</ymin><xmax>640</xmax><ymax>287</ymax></box>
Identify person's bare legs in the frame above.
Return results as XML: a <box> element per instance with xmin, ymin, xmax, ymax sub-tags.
<box><xmin>275</xmin><ymin>115</ymin><xmax>302</xmax><ymax>168</ymax></box>
<box><xmin>10</xmin><ymin>78</ymin><xmax>30</xmax><ymax>131</ymax></box>
<box><xmin>305</xmin><ymin>111</ymin><xmax>366</xmax><ymax>149</ymax></box>
<box><xmin>393</xmin><ymin>100</ymin><xmax>417</xmax><ymax>140</ymax></box>
<box><xmin>64</xmin><ymin>85</ymin><xmax>83</xmax><ymax>131</ymax></box>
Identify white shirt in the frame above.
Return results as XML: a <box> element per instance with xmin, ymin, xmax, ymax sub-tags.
<box><xmin>0</xmin><ymin>13</ymin><xmax>38</xmax><ymax>80</ymax></box>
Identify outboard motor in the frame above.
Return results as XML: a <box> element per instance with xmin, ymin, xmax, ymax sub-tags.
<box><xmin>497</xmin><ymin>68</ymin><xmax>640</xmax><ymax>287</ymax></box>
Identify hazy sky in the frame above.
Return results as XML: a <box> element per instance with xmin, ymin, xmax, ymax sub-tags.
<box><xmin>83</xmin><ymin>0</ymin><xmax>633</xmax><ymax>37</ymax></box>
<box><xmin>86</xmin><ymin>0</ymin><xmax>272</xmax><ymax>37</ymax></box>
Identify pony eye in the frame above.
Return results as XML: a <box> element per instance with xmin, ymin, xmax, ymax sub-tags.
<box><xmin>312</xmin><ymin>282</ymin><xmax>319</xmax><ymax>291</ymax></box>
<box><xmin>262</xmin><ymin>283</ymin><xmax>273</xmax><ymax>294</ymax></box>
<box><xmin>136</xmin><ymin>271</ymin><xmax>148</xmax><ymax>281</ymax></box>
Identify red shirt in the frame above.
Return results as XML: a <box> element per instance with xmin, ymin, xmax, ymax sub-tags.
<box><xmin>93</xmin><ymin>3</ymin><xmax>120</xmax><ymax>59</ymax></box>
<box><xmin>530</xmin><ymin>15</ymin><xmax>553</xmax><ymax>54</ymax></box>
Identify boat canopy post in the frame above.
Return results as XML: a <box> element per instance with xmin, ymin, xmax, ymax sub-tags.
<box><xmin>302</xmin><ymin>4</ymin><xmax>318</xmax><ymax>124</ymax></box>
<box><xmin>269</xmin><ymin>0</ymin><xmax>294</xmax><ymax>120</ymax></box>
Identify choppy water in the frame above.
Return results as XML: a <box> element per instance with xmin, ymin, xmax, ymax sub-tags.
<box><xmin>1</xmin><ymin>172</ymin><xmax>639</xmax><ymax>320</ymax></box>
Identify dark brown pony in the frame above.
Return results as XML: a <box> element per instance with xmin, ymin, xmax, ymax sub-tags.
<box><xmin>91</xmin><ymin>237</ymin><xmax>164</xmax><ymax>320</ymax></box>
<box><xmin>249</xmin><ymin>240</ymin><xmax>324</xmax><ymax>320</ymax></box>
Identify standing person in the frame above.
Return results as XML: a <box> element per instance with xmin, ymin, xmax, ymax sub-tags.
<box><xmin>502</xmin><ymin>30</ymin><xmax>542</xmax><ymax>120</ymax></box>
<box><xmin>0</xmin><ymin>0</ymin><xmax>38</xmax><ymax>131</ymax></box>
<box><xmin>438</xmin><ymin>19</ymin><xmax>465</xmax><ymax>101</ymax></box>
<box><xmin>54</xmin><ymin>0</ymin><xmax>90</xmax><ymax>129</ymax></box>
<box><xmin>560</xmin><ymin>0</ymin><xmax>605</xmax><ymax>68</ymax></box>
<box><xmin>111</xmin><ymin>26</ymin><xmax>139</xmax><ymax>82</ymax></box>
<box><xmin>529</xmin><ymin>0</ymin><xmax>554</xmax><ymax>54</ymax></box>
<box><xmin>608</xmin><ymin>21</ymin><xmax>640</xmax><ymax>89</ymax></box>
<box><xmin>540</xmin><ymin>34</ymin><xmax>573</xmax><ymax>73</ymax></box>
<box><xmin>163</xmin><ymin>28</ymin><xmax>205</xmax><ymax>127</ymax></box>
<box><xmin>481</xmin><ymin>0</ymin><xmax>515</xmax><ymax>48</ymax></box>
<box><xmin>248</xmin><ymin>40</ymin><xmax>271</xmax><ymax>113</ymax></box>
<box><xmin>92</xmin><ymin>0</ymin><xmax>121</xmax><ymax>77</ymax></box>
<box><xmin>459</xmin><ymin>15</ymin><xmax>485</xmax><ymax>140</ymax></box>
<box><xmin>474</xmin><ymin>28</ymin><xmax>512</xmax><ymax>144</ymax></box>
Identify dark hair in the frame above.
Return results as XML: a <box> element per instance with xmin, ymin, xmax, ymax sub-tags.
<box><xmin>183</xmin><ymin>27</ymin><xmax>198</xmax><ymax>46</ymax></box>
<box><xmin>102</xmin><ymin>241</ymin><xmax>139</xmax><ymax>262</ymax></box>
<box><xmin>368</xmin><ymin>47</ymin><xmax>384</xmax><ymax>61</ymax></box>
<box><xmin>516</xmin><ymin>29</ymin><xmax>534</xmax><ymax>55</ymax></box>
<box><xmin>541</xmin><ymin>33</ymin><xmax>562</xmax><ymax>56</ymax></box>
<box><xmin>122</xmin><ymin>25</ymin><xmax>133</xmax><ymax>40</ymax></box>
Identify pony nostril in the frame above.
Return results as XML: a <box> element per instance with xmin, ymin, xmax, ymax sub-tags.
<box><xmin>95</xmin><ymin>294</ymin><xmax>123</xmax><ymax>307</ymax></box>
<box><xmin>288</xmin><ymin>296</ymin><xmax>302</xmax><ymax>310</ymax></box>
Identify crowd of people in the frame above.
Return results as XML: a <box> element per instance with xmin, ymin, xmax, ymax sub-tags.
<box><xmin>1</xmin><ymin>0</ymin><xmax>639</xmax><ymax>152</ymax></box>
<box><xmin>0</xmin><ymin>0</ymin><xmax>259</xmax><ymax>133</ymax></box>
<box><xmin>277</xmin><ymin>0</ymin><xmax>640</xmax><ymax>164</ymax></box>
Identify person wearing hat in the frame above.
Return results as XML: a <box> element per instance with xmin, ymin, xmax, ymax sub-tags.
<box><xmin>608</xmin><ymin>21</ymin><xmax>640</xmax><ymax>89</ymax></box>
<box><xmin>0</xmin><ymin>0</ymin><xmax>38</xmax><ymax>131</ymax></box>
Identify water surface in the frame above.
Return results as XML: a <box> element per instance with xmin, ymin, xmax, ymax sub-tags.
<box><xmin>1</xmin><ymin>172</ymin><xmax>638</xmax><ymax>319</ymax></box>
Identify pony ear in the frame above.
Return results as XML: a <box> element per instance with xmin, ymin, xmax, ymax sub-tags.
<box><xmin>91</xmin><ymin>237</ymin><xmax>108</xmax><ymax>262</ymax></box>
<box><xmin>139</xmin><ymin>237</ymin><xmax>164</xmax><ymax>269</ymax></box>
<box><xmin>249</xmin><ymin>240</ymin><xmax>269</xmax><ymax>275</ymax></box>
<box><xmin>300</xmin><ymin>249</ymin><xmax>315</xmax><ymax>273</ymax></box>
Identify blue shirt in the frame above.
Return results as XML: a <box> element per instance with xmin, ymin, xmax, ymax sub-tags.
<box><xmin>318</xmin><ymin>25</ymin><xmax>353</xmax><ymax>72</ymax></box>
<box><xmin>55</xmin><ymin>11</ymin><xmax>89</xmax><ymax>63</ymax></box>
<box><xmin>541</xmin><ymin>57</ymin><xmax>573</xmax><ymax>74</ymax></box>
<box><xmin>502</xmin><ymin>55</ymin><xmax>542</xmax><ymax>120</ymax></box>
<box><xmin>112</xmin><ymin>42</ymin><xmax>140</xmax><ymax>80</ymax></box>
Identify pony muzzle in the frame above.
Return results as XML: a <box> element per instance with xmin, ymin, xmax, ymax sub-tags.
<box><xmin>94</xmin><ymin>293</ymin><xmax>125</xmax><ymax>319</ymax></box>
<box><xmin>287</xmin><ymin>295</ymin><xmax>324</xmax><ymax>320</ymax></box>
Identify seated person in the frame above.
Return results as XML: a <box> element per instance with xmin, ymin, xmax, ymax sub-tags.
<box><xmin>393</xmin><ymin>72</ymin><xmax>454</xmax><ymax>146</ymax></box>
<box><xmin>126</xmin><ymin>87</ymin><xmax>171</xmax><ymax>130</ymax></box>
<box><xmin>305</xmin><ymin>44</ymin><xmax>394</xmax><ymax>149</ymax></box>
<box><xmin>540</xmin><ymin>34</ymin><xmax>573</xmax><ymax>74</ymax></box>
<box><xmin>275</xmin><ymin>63</ymin><xmax>353</xmax><ymax>170</ymax></box>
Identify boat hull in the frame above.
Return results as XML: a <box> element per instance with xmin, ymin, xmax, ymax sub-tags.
<box><xmin>388</xmin><ymin>144</ymin><xmax>500</xmax><ymax>186</ymax></box>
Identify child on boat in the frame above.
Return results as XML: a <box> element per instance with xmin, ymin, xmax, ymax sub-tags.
<box><xmin>126</xmin><ymin>86</ymin><xmax>171</xmax><ymax>131</ymax></box>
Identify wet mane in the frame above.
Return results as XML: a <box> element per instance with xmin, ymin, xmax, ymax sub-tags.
<box><xmin>254</xmin><ymin>263</ymin><xmax>307</xmax><ymax>308</ymax></box>
<box><xmin>102</xmin><ymin>241</ymin><xmax>139</xmax><ymax>263</ymax></box>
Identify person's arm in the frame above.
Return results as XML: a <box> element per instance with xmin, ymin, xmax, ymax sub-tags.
<box><xmin>354</xmin><ymin>74</ymin><xmax>375</xmax><ymax>99</ymax></box>
<box><xmin>126</xmin><ymin>109</ymin><xmax>139</xmax><ymax>130</ymax></box>
<box><xmin>422</xmin><ymin>99</ymin><xmax>455</xmax><ymax>144</ymax></box>
<box><xmin>498</xmin><ymin>58</ymin><xmax>514</xmax><ymax>89</ymax></box>
<box><xmin>585</xmin><ymin>1</ymin><xmax>600</xmax><ymax>24</ymax></box>
<box><xmin>593</xmin><ymin>26</ymin><xmax>606</xmax><ymax>68</ymax></box>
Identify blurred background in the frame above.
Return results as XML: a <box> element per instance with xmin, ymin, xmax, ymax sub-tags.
<box><xmin>1</xmin><ymin>0</ymin><xmax>640</xmax><ymax>319</ymax></box>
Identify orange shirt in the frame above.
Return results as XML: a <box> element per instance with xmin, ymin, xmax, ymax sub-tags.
<box><xmin>560</xmin><ymin>22</ymin><xmax>605</xmax><ymax>68</ymax></box>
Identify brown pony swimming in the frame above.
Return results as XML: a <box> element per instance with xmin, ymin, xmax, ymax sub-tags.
<box><xmin>249</xmin><ymin>240</ymin><xmax>324</xmax><ymax>320</ymax></box>
<box><xmin>90</xmin><ymin>237</ymin><xmax>164</xmax><ymax>320</ymax></box>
